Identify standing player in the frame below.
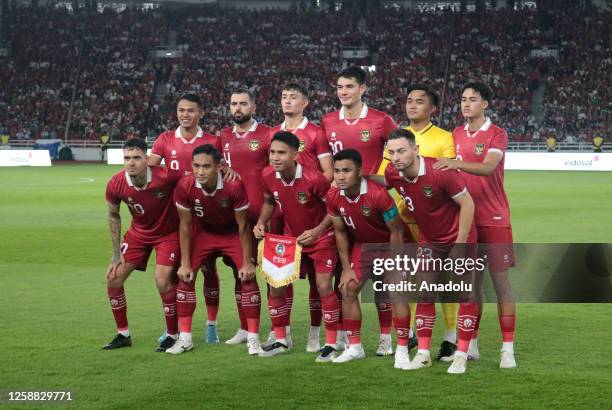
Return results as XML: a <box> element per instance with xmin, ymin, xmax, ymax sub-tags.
<box><xmin>377</xmin><ymin>84</ymin><xmax>459</xmax><ymax>361</ymax></box>
<box><xmin>434</xmin><ymin>81</ymin><xmax>517</xmax><ymax>369</ymax></box>
<box><xmin>268</xmin><ymin>82</ymin><xmax>333</xmax><ymax>352</ymax></box>
<box><xmin>382</xmin><ymin>129</ymin><xmax>479</xmax><ymax>374</ymax></box>
<box><xmin>103</xmin><ymin>138</ymin><xmax>181</xmax><ymax>352</ymax></box>
<box><xmin>321</xmin><ymin>66</ymin><xmax>398</xmax><ymax>355</ymax></box>
<box><xmin>220</xmin><ymin>88</ymin><xmax>269</xmax><ymax>345</ymax></box>
<box><xmin>254</xmin><ymin>132</ymin><xmax>340</xmax><ymax>362</ymax></box>
<box><xmin>167</xmin><ymin>144</ymin><xmax>261</xmax><ymax>355</ymax></box>
<box><xmin>148</xmin><ymin>93</ymin><xmax>227</xmax><ymax>345</ymax></box>
<box><xmin>326</xmin><ymin>149</ymin><xmax>406</xmax><ymax>363</ymax></box>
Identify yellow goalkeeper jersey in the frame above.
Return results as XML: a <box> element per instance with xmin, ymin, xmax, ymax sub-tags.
<box><xmin>377</xmin><ymin>122</ymin><xmax>455</xmax><ymax>241</ymax></box>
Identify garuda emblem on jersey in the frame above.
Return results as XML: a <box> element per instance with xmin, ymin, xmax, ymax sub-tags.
<box><xmin>219</xmin><ymin>197</ymin><xmax>230</xmax><ymax>208</ymax></box>
<box><xmin>361</xmin><ymin>205</ymin><xmax>372</xmax><ymax>217</ymax></box>
<box><xmin>475</xmin><ymin>143</ymin><xmax>485</xmax><ymax>155</ymax></box>
<box><xmin>249</xmin><ymin>140</ymin><xmax>260</xmax><ymax>151</ymax></box>
<box><xmin>360</xmin><ymin>130</ymin><xmax>371</xmax><ymax>142</ymax></box>
<box><xmin>297</xmin><ymin>192</ymin><xmax>308</xmax><ymax>204</ymax></box>
<box><xmin>423</xmin><ymin>186</ymin><xmax>433</xmax><ymax>198</ymax></box>
<box><xmin>298</xmin><ymin>141</ymin><xmax>306</xmax><ymax>152</ymax></box>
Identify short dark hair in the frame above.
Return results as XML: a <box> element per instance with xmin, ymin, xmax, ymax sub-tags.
<box><xmin>406</xmin><ymin>83</ymin><xmax>440</xmax><ymax>107</ymax></box>
<box><xmin>333</xmin><ymin>149</ymin><xmax>362</xmax><ymax>168</ymax></box>
<box><xmin>232</xmin><ymin>87</ymin><xmax>255</xmax><ymax>103</ymax></box>
<box><xmin>123</xmin><ymin>138</ymin><xmax>147</xmax><ymax>152</ymax></box>
<box><xmin>388</xmin><ymin>128</ymin><xmax>416</xmax><ymax>145</ymax></box>
<box><xmin>192</xmin><ymin>143</ymin><xmax>222</xmax><ymax>163</ymax></box>
<box><xmin>271</xmin><ymin>131</ymin><xmax>300</xmax><ymax>151</ymax></box>
<box><xmin>282</xmin><ymin>82</ymin><xmax>309</xmax><ymax>99</ymax></box>
<box><xmin>337</xmin><ymin>66</ymin><xmax>367</xmax><ymax>85</ymax></box>
<box><xmin>178</xmin><ymin>93</ymin><xmax>203</xmax><ymax>108</ymax></box>
<box><xmin>461</xmin><ymin>81</ymin><xmax>493</xmax><ymax>104</ymax></box>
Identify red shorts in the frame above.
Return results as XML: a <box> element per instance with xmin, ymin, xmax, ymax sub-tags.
<box><xmin>477</xmin><ymin>225</ymin><xmax>515</xmax><ymax>274</ymax></box>
<box><xmin>300</xmin><ymin>232</ymin><xmax>337</xmax><ymax>277</ymax></box>
<box><xmin>270</xmin><ymin>207</ymin><xmax>284</xmax><ymax>235</ymax></box>
<box><xmin>121</xmin><ymin>230</ymin><xmax>179</xmax><ymax>271</ymax></box>
<box><xmin>192</xmin><ymin>230</ymin><xmax>244</xmax><ymax>271</ymax></box>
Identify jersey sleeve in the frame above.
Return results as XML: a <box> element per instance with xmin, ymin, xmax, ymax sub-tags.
<box><xmin>382</xmin><ymin>114</ymin><xmax>398</xmax><ymax>142</ymax></box>
<box><xmin>314</xmin><ymin>126</ymin><xmax>332</xmax><ymax>158</ymax></box>
<box><xmin>232</xmin><ymin>180</ymin><xmax>250</xmax><ymax>212</ymax></box>
<box><xmin>150</xmin><ymin>134</ymin><xmax>165</xmax><ymax>157</ymax></box>
<box><xmin>311</xmin><ymin>172</ymin><xmax>331</xmax><ymax>200</ymax></box>
<box><xmin>489</xmin><ymin>128</ymin><xmax>509</xmax><ymax>154</ymax></box>
<box><xmin>325</xmin><ymin>189</ymin><xmax>340</xmax><ymax>217</ymax></box>
<box><xmin>261</xmin><ymin>169</ymin><xmax>273</xmax><ymax>195</ymax></box>
<box><xmin>375</xmin><ymin>184</ymin><xmax>396</xmax><ymax>212</ymax></box>
<box><xmin>173</xmin><ymin>178</ymin><xmax>192</xmax><ymax>210</ymax></box>
<box><xmin>441</xmin><ymin>133</ymin><xmax>456</xmax><ymax>158</ymax></box>
<box><xmin>438</xmin><ymin>169</ymin><xmax>467</xmax><ymax>199</ymax></box>
<box><xmin>105</xmin><ymin>178</ymin><xmax>121</xmax><ymax>205</ymax></box>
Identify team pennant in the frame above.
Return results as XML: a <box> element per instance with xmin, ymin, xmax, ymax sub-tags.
<box><xmin>257</xmin><ymin>233</ymin><xmax>302</xmax><ymax>288</ymax></box>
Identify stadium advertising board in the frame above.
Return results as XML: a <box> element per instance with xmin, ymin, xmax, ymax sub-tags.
<box><xmin>0</xmin><ymin>150</ymin><xmax>51</xmax><ymax>166</ymax></box>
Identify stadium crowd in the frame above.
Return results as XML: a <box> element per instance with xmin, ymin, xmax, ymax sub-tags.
<box><xmin>0</xmin><ymin>3</ymin><xmax>609</xmax><ymax>143</ymax></box>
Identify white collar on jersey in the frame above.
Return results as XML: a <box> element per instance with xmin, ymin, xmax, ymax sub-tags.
<box><xmin>340</xmin><ymin>178</ymin><xmax>368</xmax><ymax>203</ymax></box>
<box><xmin>464</xmin><ymin>117</ymin><xmax>492</xmax><ymax>133</ymax></box>
<box><xmin>280</xmin><ymin>117</ymin><xmax>309</xmax><ymax>131</ymax></box>
<box><xmin>125</xmin><ymin>166</ymin><xmax>152</xmax><ymax>190</ymax></box>
<box><xmin>339</xmin><ymin>103</ymin><xmax>368</xmax><ymax>121</ymax></box>
<box><xmin>275</xmin><ymin>163</ymin><xmax>303</xmax><ymax>186</ymax></box>
<box><xmin>195</xmin><ymin>172</ymin><xmax>224</xmax><ymax>196</ymax></box>
<box><xmin>232</xmin><ymin>120</ymin><xmax>258</xmax><ymax>137</ymax></box>
<box><xmin>399</xmin><ymin>156</ymin><xmax>426</xmax><ymax>183</ymax></box>
<box><xmin>175</xmin><ymin>126</ymin><xmax>203</xmax><ymax>143</ymax></box>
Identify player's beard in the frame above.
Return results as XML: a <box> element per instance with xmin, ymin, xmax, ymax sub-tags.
<box><xmin>232</xmin><ymin>112</ymin><xmax>252</xmax><ymax>125</ymax></box>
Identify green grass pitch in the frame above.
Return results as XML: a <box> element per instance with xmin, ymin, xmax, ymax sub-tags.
<box><xmin>1</xmin><ymin>165</ymin><xmax>611</xmax><ymax>408</ymax></box>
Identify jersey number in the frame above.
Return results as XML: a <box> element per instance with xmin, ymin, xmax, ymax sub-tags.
<box><xmin>329</xmin><ymin>141</ymin><xmax>343</xmax><ymax>155</ymax></box>
<box><xmin>194</xmin><ymin>205</ymin><xmax>204</xmax><ymax>217</ymax></box>
<box><xmin>223</xmin><ymin>152</ymin><xmax>232</xmax><ymax>168</ymax></box>
<box><xmin>169</xmin><ymin>159</ymin><xmax>179</xmax><ymax>170</ymax></box>
<box><xmin>401</xmin><ymin>195</ymin><xmax>414</xmax><ymax>212</ymax></box>
<box><xmin>127</xmin><ymin>203</ymin><xmax>145</xmax><ymax>215</ymax></box>
<box><xmin>342</xmin><ymin>216</ymin><xmax>356</xmax><ymax>230</ymax></box>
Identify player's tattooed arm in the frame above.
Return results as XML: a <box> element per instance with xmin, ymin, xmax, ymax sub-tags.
<box><xmin>235</xmin><ymin>209</ymin><xmax>255</xmax><ymax>280</ymax></box>
<box><xmin>433</xmin><ymin>151</ymin><xmax>503</xmax><ymax>176</ymax></box>
<box><xmin>453</xmin><ymin>190</ymin><xmax>475</xmax><ymax>244</ymax></box>
<box><xmin>253</xmin><ymin>194</ymin><xmax>275</xmax><ymax>240</ymax></box>
<box><xmin>176</xmin><ymin>206</ymin><xmax>194</xmax><ymax>283</ymax></box>
<box><xmin>107</xmin><ymin>202</ymin><xmax>123</xmax><ymax>279</ymax></box>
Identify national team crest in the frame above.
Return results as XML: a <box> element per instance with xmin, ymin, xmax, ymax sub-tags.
<box><xmin>298</xmin><ymin>141</ymin><xmax>306</xmax><ymax>152</ymax></box>
<box><xmin>360</xmin><ymin>130</ymin><xmax>371</xmax><ymax>142</ymax></box>
<box><xmin>361</xmin><ymin>205</ymin><xmax>372</xmax><ymax>217</ymax></box>
<box><xmin>219</xmin><ymin>197</ymin><xmax>230</xmax><ymax>208</ymax></box>
<box><xmin>249</xmin><ymin>140</ymin><xmax>260</xmax><ymax>151</ymax></box>
<box><xmin>258</xmin><ymin>233</ymin><xmax>303</xmax><ymax>288</ymax></box>
<box><xmin>475</xmin><ymin>143</ymin><xmax>485</xmax><ymax>155</ymax></box>
<box><xmin>297</xmin><ymin>192</ymin><xmax>308</xmax><ymax>204</ymax></box>
<box><xmin>423</xmin><ymin>186</ymin><xmax>433</xmax><ymax>198</ymax></box>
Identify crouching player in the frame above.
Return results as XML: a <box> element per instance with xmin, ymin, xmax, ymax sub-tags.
<box><xmin>103</xmin><ymin>138</ymin><xmax>181</xmax><ymax>352</ymax></box>
<box><xmin>382</xmin><ymin>129</ymin><xmax>479</xmax><ymax>374</ymax></box>
<box><xmin>254</xmin><ymin>131</ymin><xmax>340</xmax><ymax>362</ymax></box>
<box><xmin>326</xmin><ymin>149</ymin><xmax>406</xmax><ymax>363</ymax></box>
<box><xmin>167</xmin><ymin>144</ymin><xmax>261</xmax><ymax>355</ymax></box>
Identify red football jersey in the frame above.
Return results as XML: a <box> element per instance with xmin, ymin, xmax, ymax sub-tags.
<box><xmin>453</xmin><ymin>118</ymin><xmax>511</xmax><ymax>227</ymax></box>
<box><xmin>151</xmin><ymin>127</ymin><xmax>221</xmax><ymax>175</ymax></box>
<box><xmin>220</xmin><ymin>120</ymin><xmax>271</xmax><ymax>222</ymax></box>
<box><xmin>174</xmin><ymin>173</ymin><xmax>249</xmax><ymax>235</ymax></box>
<box><xmin>270</xmin><ymin>117</ymin><xmax>331</xmax><ymax>172</ymax></box>
<box><xmin>321</xmin><ymin>104</ymin><xmax>397</xmax><ymax>174</ymax></box>
<box><xmin>261</xmin><ymin>163</ymin><xmax>333</xmax><ymax>246</ymax></box>
<box><xmin>384</xmin><ymin>157</ymin><xmax>474</xmax><ymax>244</ymax></box>
<box><xmin>326</xmin><ymin>178</ymin><xmax>395</xmax><ymax>244</ymax></box>
<box><xmin>106</xmin><ymin>166</ymin><xmax>181</xmax><ymax>240</ymax></box>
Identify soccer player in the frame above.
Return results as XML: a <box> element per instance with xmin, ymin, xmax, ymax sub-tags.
<box><xmin>321</xmin><ymin>66</ymin><xmax>398</xmax><ymax>355</ymax></box>
<box><xmin>381</xmin><ymin>128</ymin><xmax>479</xmax><ymax>373</ymax></box>
<box><xmin>326</xmin><ymin>149</ymin><xmax>406</xmax><ymax>363</ymax></box>
<box><xmin>434</xmin><ymin>81</ymin><xmax>517</xmax><ymax>369</ymax></box>
<box><xmin>377</xmin><ymin>84</ymin><xmax>459</xmax><ymax>361</ymax></box>
<box><xmin>220</xmin><ymin>88</ymin><xmax>269</xmax><ymax>345</ymax></box>
<box><xmin>268</xmin><ymin>82</ymin><xmax>333</xmax><ymax>352</ymax></box>
<box><xmin>167</xmin><ymin>144</ymin><xmax>261</xmax><ymax>355</ymax></box>
<box><xmin>148</xmin><ymin>93</ymin><xmax>228</xmax><ymax>345</ymax></box>
<box><xmin>254</xmin><ymin>132</ymin><xmax>340</xmax><ymax>362</ymax></box>
<box><xmin>103</xmin><ymin>138</ymin><xmax>181</xmax><ymax>352</ymax></box>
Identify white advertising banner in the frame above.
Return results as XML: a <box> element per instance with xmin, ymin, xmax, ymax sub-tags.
<box><xmin>107</xmin><ymin>148</ymin><xmax>159</xmax><ymax>165</ymax></box>
<box><xmin>505</xmin><ymin>152</ymin><xmax>612</xmax><ymax>171</ymax></box>
<box><xmin>0</xmin><ymin>150</ymin><xmax>52</xmax><ymax>166</ymax></box>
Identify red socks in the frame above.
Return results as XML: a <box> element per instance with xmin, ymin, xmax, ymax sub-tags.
<box><xmin>203</xmin><ymin>268</ymin><xmax>220</xmax><ymax>322</ymax></box>
<box><xmin>308</xmin><ymin>281</ymin><xmax>322</xmax><ymax>327</ymax></box>
<box><xmin>268</xmin><ymin>294</ymin><xmax>288</xmax><ymax>340</ymax></box>
<box><xmin>376</xmin><ymin>302</ymin><xmax>393</xmax><ymax>335</ymax></box>
<box><xmin>343</xmin><ymin>318</ymin><xmax>362</xmax><ymax>345</ymax></box>
<box><xmin>320</xmin><ymin>292</ymin><xmax>339</xmax><ymax>345</ymax></box>
<box><xmin>393</xmin><ymin>316</ymin><xmax>410</xmax><ymax>346</ymax></box>
<box><xmin>499</xmin><ymin>314</ymin><xmax>516</xmax><ymax>342</ymax></box>
<box><xmin>176</xmin><ymin>281</ymin><xmax>197</xmax><ymax>333</ymax></box>
<box><xmin>415</xmin><ymin>303</ymin><xmax>436</xmax><ymax>350</ymax></box>
<box><xmin>234</xmin><ymin>281</ymin><xmax>248</xmax><ymax>331</ymax></box>
<box><xmin>240</xmin><ymin>279</ymin><xmax>261</xmax><ymax>334</ymax></box>
<box><xmin>108</xmin><ymin>287</ymin><xmax>128</xmax><ymax>332</ymax></box>
<box><xmin>457</xmin><ymin>302</ymin><xmax>479</xmax><ymax>352</ymax></box>
<box><xmin>159</xmin><ymin>288</ymin><xmax>178</xmax><ymax>335</ymax></box>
